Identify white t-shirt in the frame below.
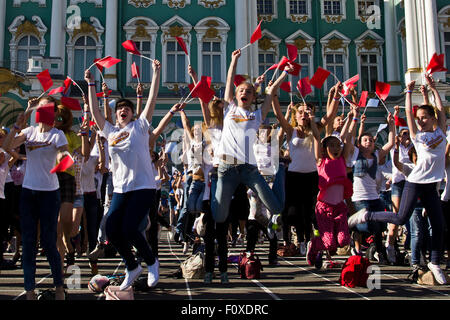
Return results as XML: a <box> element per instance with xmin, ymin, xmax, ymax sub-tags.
<box><xmin>152</xmin><ymin>163</ymin><xmax>162</xmax><ymax>191</ymax></box>
<box><xmin>441</xmin><ymin>165</ymin><xmax>450</xmax><ymax>202</ymax></box>
<box><xmin>351</xmin><ymin>148</ymin><xmax>380</xmax><ymax>202</ymax></box>
<box><xmin>287</xmin><ymin>130</ymin><xmax>317</xmax><ymax>173</ymax></box>
<box><xmin>207</xmin><ymin>127</ymin><xmax>223</xmax><ymax>167</ymax></box>
<box><xmin>0</xmin><ymin>149</ymin><xmax>10</xmax><ymax>199</ymax></box>
<box><xmin>217</xmin><ymin>102</ymin><xmax>262</xmax><ymax>165</ymax></box>
<box><xmin>253</xmin><ymin>141</ymin><xmax>278</xmax><ymax>176</ymax></box>
<box><xmin>390</xmin><ymin>144</ymin><xmax>412</xmax><ymax>184</ymax></box>
<box><xmin>22</xmin><ymin>126</ymin><xmax>68</xmax><ymax>191</ymax></box>
<box><xmin>102</xmin><ymin>117</ymin><xmax>156</xmax><ymax>193</ymax></box>
<box><xmin>377</xmin><ymin>160</ymin><xmax>392</xmax><ymax>193</ymax></box>
<box><xmin>408</xmin><ymin>127</ymin><xmax>446</xmax><ymax>184</ymax></box>
<box><xmin>81</xmin><ymin>151</ymin><xmax>98</xmax><ymax>194</ymax></box>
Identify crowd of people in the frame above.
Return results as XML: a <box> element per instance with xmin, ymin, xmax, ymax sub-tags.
<box><xmin>0</xmin><ymin>49</ymin><xmax>449</xmax><ymax>300</ymax></box>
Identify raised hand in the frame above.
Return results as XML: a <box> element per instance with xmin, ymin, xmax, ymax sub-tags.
<box><xmin>84</xmin><ymin>70</ymin><xmax>94</xmax><ymax>83</ymax></box>
<box><xmin>406</xmin><ymin>80</ymin><xmax>416</xmax><ymax>92</ymax></box>
<box><xmin>136</xmin><ymin>83</ymin><xmax>143</xmax><ymax>97</ymax></box>
<box><xmin>152</xmin><ymin>59</ymin><xmax>161</xmax><ymax>72</ymax></box>
<box><xmin>231</xmin><ymin>49</ymin><xmax>241</xmax><ymax>61</ymax></box>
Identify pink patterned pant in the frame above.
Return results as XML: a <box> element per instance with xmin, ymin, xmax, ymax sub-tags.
<box><xmin>312</xmin><ymin>200</ymin><xmax>350</xmax><ymax>252</ymax></box>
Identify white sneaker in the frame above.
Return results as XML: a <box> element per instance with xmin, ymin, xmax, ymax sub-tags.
<box><xmin>347</xmin><ymin>208</ymin><xmax>369</xmax><ymax>229</ymax></box>
<box><xmin>183</xmin><ymin>242</ymin><xmax>189</xmax><ymax>254</ymax></box>
<box><xmin>147</xmin><ymin>259</ymin><xmax>160</xmax><ymax>287</ymax></box>
<box><xmin>427</xmin><ymin>262</ymin><xmax>447</xmax><ymax>285</ymax></box>
<box><xmin>299</xmin><ymin>242</ymin><xmax>307</xmax><ymax>256</ymax></box>
<box><xmin>386</xmin><ymin>245</ymin><xmax>396</xmax><ymax>264</ymax></box>
<box><xmin>120</xmin><ymin>265</ymin><xmax>143</xmax><ymax>290</ymax></box>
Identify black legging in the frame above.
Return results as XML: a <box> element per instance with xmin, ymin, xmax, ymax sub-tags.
<box><xmin>282</xmin><ymin>171</ymin><xmax>318</xmax><ymax>244</ymax></box>
<box><xmin>203</xmin><ymin>200</ymin><xmax>228</xmax><ymax>273</ymax></box>
<box><xmin>246</xmin><ymin>220</ymin><xmax>277</xmax><ymax>262</ymax></box>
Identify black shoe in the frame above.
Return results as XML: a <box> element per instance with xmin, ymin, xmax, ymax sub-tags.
<box><xmin>0</xmin><ymin>259</ymin><xmax>17</xmax><ymax>270</ymax></box>
<box><xmin>174</xmin><ymin>232</ymin><xmax>180</xmax><ymax>244</ymax></box>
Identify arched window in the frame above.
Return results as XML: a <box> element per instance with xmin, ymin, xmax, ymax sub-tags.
<box><xmin>355</xmin><ymin>30</ymin><xmax>384</xmax><ymax>93</ymax></box>
<box><xmin>320</xmin><ymin>30</ymin><xmax>350</xmax><ymax>92</ymax></box>
<box><xmin>74</xmin><ymin>36</ymin><xmax>98</xmax><ymax>81</ymax></box>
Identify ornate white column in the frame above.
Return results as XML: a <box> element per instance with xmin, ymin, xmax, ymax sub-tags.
<box><xmin>234</xmin><ymin>0</ymin><xmax>248</xmax><ymax>75</ymax></box>
<box><xmin>424</xmin><ymin>0</ymin><xmax>444</xmax><ymax>82</ymax></box>
<box><xmin>403</xmin><ymin>0</ymin><xmax>421</xmax><ymax>84</ymax></box>
<box><xmin>104</xmin><ymin>0</ymin><xmax>118</xmax><ymax>89</ymax></box>
<box><xmin>50</xmin><ymin>0</ymin><xmax>65</xmax><ymax>60</ymax></box>
<box><xmin>383</xmin><ymin>0</ymin><xmax>401</xmax><ymax>95</ymax></box>
<box><xmin>0</xmin><ymin>0</ymin><xmax>6</xmax><ymax>67</ymax></box>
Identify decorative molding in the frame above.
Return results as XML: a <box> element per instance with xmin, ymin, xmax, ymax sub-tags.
<box><xmin>320</xmin><ymin>0</ymin><xmax>346</xmax><ymax>24</ymax></box>
<box><xmin>286</xmin><ymin>0</ymin><xmax>311</xmax><ymax>23</ymax></box>
<box><xmin>128</xmin><ymin>0</ymin><xmax>155</xmax><ymax>7</ymax></box>
<box><xmin>198</xmin><ymin>0</ymin><xmax>225</xmax><ymax>9</ymax></box>
<box><xmin>320</xmin><ymin>30</ymin><xmax>350</xmax><ymax>91</ymax></box>
<box><xmin>70</xmin><ymin>0</ymin><xmax>103</xmax><ymax>7</ymax></box>
<box><xmin>12</xmin><ymin>0</ymin><xmax>46</xmax><ymax>7</ymax></box>
<box><xmin>354</xmin><ymin>30</ymin><xmax>384</xmax><ymax>56</ymax></box>
<box><xmin>257</xmin><ymin>0</ymin><xmax>278</xmax><ymax>22</ymax></box>
<box><xmin>162</xmin><ymin>0</ymin><xmax>190</xmax><ymax>9</ymax></box>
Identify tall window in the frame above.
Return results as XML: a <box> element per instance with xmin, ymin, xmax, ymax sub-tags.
<box><xmin>289</xmin><ymin>0</ymin><xmax>307</xmax><ymax>15</ymax></box>
<box><xmin>166</xmin><ymin>40</ymin><xmax>186</xmax><ymax>83</ymax></box>
<box><xmin>357</xmin><ymin>0</ymin><xmax>375</xmax><ymax>17</ymax></box>
<box><xmin>257</xmin><ymin>0</ymin><xmax>274</xmax><ymax>15</ymax></box>
<box><xmin>325</xmin><ymin>53</ymin><xmax>344</xmax><ymax>89</ymax></box>
<box><xmin>202</xmin><ymin>41</ymin><xmax>222</xmax><ymax>83</ymax></box>
<box><xmin>131</xmin><ymin>40</ymin><xmax>152</xmax><ymax>83</ymax></box>
<box><xmin>323</xmin><ymin>0</ymin><xmax>342</xmax><ymax>15</ymax></box>
<box><xmin>73</xmin><ymin>36</ymin><xmax>97</xmax><ymax>81</ymax></box>
<box><xmin>360</xmin><ymin>53</ymin><xmax>378</xmax><ymax>92</ymax></box>
<box><xmin>16</xmin><ymin>35</ymin><xmax>41</xmax><ymax>73</ymax></box>
<box><xmin>259</xmin><ymin>52</ymin><xmax>276</xmax><ymax>89</ymax></box>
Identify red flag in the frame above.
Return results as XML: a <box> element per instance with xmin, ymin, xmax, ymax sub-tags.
<box><xmin>176</xmin><ymin>37</ymin><xmax>188</xmax><ymax>56</ymax></box>
<box><xmin>280</xmin><ymin>82</ymin><xmax>291</xmax><ymax>93</ymax></box>
<box><xmin>426</xmin><ymin>53</ymin><xmax>448</xmax><ymax>74</ymax></box>
<box><xmin>297</xmin><ymin>77</ymin><xmax>312</xmax><ymax>97</ymax></box>
<box><xmin>50</xmin><ymin>155</ymin><xmax>74</xmax><ymax>174</ymax></box>
<box><xmin>37</xmin><ymin>69</ymin><xmax>53</xmax><ymax>92</ymax></box>
<box><xmin>268</xmin><ymin>64</ymin><xmax>279</xmax><ymax>71</ymax></box>
<box><xmin>63</xmin><ymin>77</ymin><xmax>72</xmax><ymax>95</ymax></box>
<box><xmin>358</xmin><ymin>91</ymin><xmax>368</xmax><ymax>107</ymax></box>
<box><xmin>395</xmin><ymin>115</ymin><xmax>407</xmax><ymax>127</ymax></box>
<box><xmin>131</xmin><ymin>62</ymin><xmax>140</xmax><ymax>79</ymax></box>
<box><xmin>375</xmin><ymin>81</ymin><xmax>391</xmax><ymax>101</ymax></box>
<box><xmin>234</xmin><ymin>75</ymin><xmax>247</xmax><ymax>87</ymax></box>
<box><xmin>93</xmin><ymin>58</ymin><xmax>104</xmax><ymax>73</ymax></box>
<box><xmin>277</xmin><ymin>56</ymin><xmax>291</xmax><ymax>71</ymax></box>
<box><xmin>286</xmin><ymin>44</ymin><xmax>298</xmax><ymax>62</ymax></box>
<box><xmin>122</xmin><ymin>40</ymin><xmax>141</xmax><ymax>56</ymax></box>
<box><xmin>250</xmin><ymin>20</ymin><xmax>263</xmax><ymax>44</ymax></box>
<box><xmin>81</xmin><ymin>117</ymin><xmax>96</xmax><ymax>127</ymax></box>
<box><xmin>190</xmin><ymin>76</ymin><xmax>215</xmax><ymax>105</ymax></box>
<box><xmin>35</xmin><ymin>103</ymin><xmax>55</xmax><ymax>126</ymax></box>
<box><xmin>287</xmin><ymin>62</ymin><xmax>302</xmax><ymax>76</ymax></box>
<box><xmin>95</xmin><ymin>56</ymin><xmax>121</xmax><ymax>69</ymax></box>
<box><xmin>48</xmin><ymin>86</ymin><xmax>65</xmax><ymax>96</ymax></box>
<box><xmin>310</xmin><ymin>67</ymin><xmax>331</xmax><ymax>89</ymax></box>
<box><xmin>61</xmin><ymin>97</ymin><xmax>82</xmax><ymax>111</ymax></box>
<box><xmin>96</xmin><ymin>90</ymin><xmax>112</xmax><ymax>98</ymax></box>
<box><xmin>342</xmin><ymin>74</ymin><xmax>359</xmax><ymax>95</ymax></box>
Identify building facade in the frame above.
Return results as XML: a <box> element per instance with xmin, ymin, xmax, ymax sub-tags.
<box><xmin>0</xmin><ymin>0</ymin><xmax>449</xmax><ymax>140</ymax></box>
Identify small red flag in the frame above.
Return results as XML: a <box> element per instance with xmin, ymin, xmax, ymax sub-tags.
<box><xmin>190</xmin><ymin>76</ymin><xmax>215</xmax><ymax>105</ymax></box>
<box><xmin>250</xmin><ymin>20</ymin><xmax>263</xmax><ymax>44</ymax></box>
<box><xmin>342</xmin><ymin>74</ymin><xmax>359</xmax><ymax>95</ymax></box>
<box><xmin>50</xmin><ymin>155</ymin><xmax>74</xmax><ymax>174</ymax></box>
<box><xmin>35</xmin><ymin>103</ymin><xmax>55</xmax><ymax>126</ymax></box>
<box><xmin>122</xmin><ymin>40</ymin><xmax>141</xmax><ymax>56</ymax></box>
<box><xmin>286</xmin><ymin>44</ymin><xmax>298</xmax><ymax>62</ymax></box>
<box><xmin>96</xmin><ymin>90</ymin><xmax>112</xmax><ymax>98</ymax></box>
<box><xmin>268</xmin><ymin>64</ymin><xmax>279</xmax><ymax>71</ymax></box>
<box><xmin>375</xmin><ymin>81</ymin><xmax>391</xmax><ymax>101</ymax></box>
<box><xmin>95</xmin><ymin>56</ymin><xmax>121</xmax><ymax>69</ymax></box>
<box><xmin>280</xmin><ymin>82</ymin><xmax>291</xmax><ymax>93</ymax></box>
<box><xmin>93</xmin><ymin>58</ymin><xmax>104</xmax><ymax>73</ymax></box>
<box><xmin>310</xmin><ymin>67</ymin><xmax>331</xmax><ymax>89</ymax></box>
<box><xmin>48</xmin><ymin>86</ymin><xmax>65</xmax><ymax>96</ymax></box>
<box><xmin>358</xmin><ymin>91</ymin><xmax>368</xmax><ymax>107</ymax></box>
<box><xmin>234</xmin><ymin>75</ymin><xmax>247</xmax><ymax>87</ymax></box>
<box><xmin>287</xmin><ymin>62</ymin><xmax>302</xmax><ymax>76</ymax></box>
<box><xmin>61</xmin><ymin>97</ymin><xmax>82</xmax><ymax>111</ymax></box>
<box><xmin>81</xmin><ymin>117</ymin><xmax>96</xmax><ymax>127</ymax></box>
<box><xmin>37</xmin><ymin>69</ymin><xmax>53</xmax><ymax>92</ymax></box>
<box><xmin>426</xmin><ymin>53</ymin><xmax>448</xmax><ymax>74</ymax></box>
<box><xmin>277</xmin><ymin>56</ymin><xmax>291</xmax><ymax>71</ymax></box>
<box><xmin>63</xmin><ymin>77</ymin><xmax>72</xmax><ymax>95</ymax></box>
<box><xmin>131</xmin><ymin>62</ymin><xmax>140</xmax><ymax>79</ymax></box>
<box><xmin>297</xmin><ymin>77</ymin><xmax>312</xmax><ymax>97</ymax></box>
<box><xmin>176</xmin><ymin>37</ymin><xmax>189</xmax><ymax>56</ymax></box>
<box><xmin>395</xmin><ymin>115</ymin><xmax>407</xmax><ymax>127</ymax></box>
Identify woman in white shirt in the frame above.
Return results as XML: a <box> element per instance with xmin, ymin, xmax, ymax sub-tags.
<box><xmin>349</xmin><ymin>75</ymin><xmax>448</xmax><ymax>284</ymax></box>
<box><xmin>3</xmin><ymin>97</ymin><xmax>69</xmax><ymax>300</ymax></box>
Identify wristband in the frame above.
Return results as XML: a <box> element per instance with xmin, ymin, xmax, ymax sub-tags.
<box><xmin>333</xmin><ymin>96</ymin><xmax>340</xmax><ymax>101</ymax></box>
<box><xmin>406</xmin><ymin>90</ymin><xmax>412</xmax><ymax>94</ymax></box>
<box><xmin>103</xmin><ymin>95</ymin><xmax>109</xmax><ymax>99</ymax></box>
<box><xmin>137</xmin><ymin>95</ymin><xmax>143</xmax><ymax>99</ymax></box>
<box><xmin>352</xmin><ymin>118</ymin><xmax>359</xmax><ymax>122</ymax></box>
<box><xmin>283</xmin><ymin>70</ymin><xmax>289</xmax><ymax>75</ymax></box>
<box><xmin>88</xmin><ymin>82</ymin><xmax>96</xmax><ymax>86</ymax></box>
<box><xmin>13</xmin><ymin>124</ymin><xmax>21</xmax><ymax>131</ymax></box>
<box><xmin>170</xmin><ymin>110</ymin><xmax>175</xmax><ymax>115</ymax></box>
<box><xmin>394</xmin><ymin>149</ymin><xmax>399</xmax><ymax>153</ymax></box>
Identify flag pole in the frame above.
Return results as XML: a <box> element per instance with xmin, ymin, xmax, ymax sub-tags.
<box><xmin>375</xmin><ymin>92</ymin><xmax>391</xmax><ymax>113</ymax></box>
<box><xmin>239</xmin><ymin>42</ymin><xmax>252</xmax><ymax>51</ymax></box>
<box><xmin>67</xmin><ymin>76</ymin><xmax>86</xmax><ymax>98</ymax></box>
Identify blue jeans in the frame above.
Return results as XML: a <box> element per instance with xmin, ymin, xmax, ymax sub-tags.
<box><xmin>105</xmin><ymin>189</ymin><xmax>156</xmax><ymax>270</ymax></box>
<box><xmin>212</xmin><ymin>162</ymin><xmax>285</xmax><ymax>223</ymax></box>
<box><xmin>175</xmin><ymin>174</ymin><xmax>193</xmax><ymax>241</ymax></box>
<box><xmin>368</xmin><ymin>181</ymin><xmax>444</xmax><ymax>264</ymax></box>
<box><xmin>20</xmin><ymin>188</ymin><xmax>63</xmax><ymax>291</ymax></box>
<box><xmin>409</xmin><ymin>205</ymin><xmax>431</xmax><ymax>266</ymax></box>
<box><xmin>98</xmin><ymin>172</ymin><xmax>113</xmax><ymax>243</ymax></box>
<box><xmin>187</xmin><ymin>180</ymin><xmax>205</xmax><ymax>214</ymax></box>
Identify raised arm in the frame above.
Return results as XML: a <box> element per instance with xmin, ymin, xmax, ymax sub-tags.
<box><xmin>188</xmin><ymin>65</ymin><xmax>212</xmax><ymax>127</ymax></box>
<box><xmin>263</xmin><ymin>64</ymin><xmax>292</xmax><ymax>121</ymax></box>
<box><xmin>224</xmin><ymin>50</ymin><xmax>241</xmax><ymax>104</ymax></box>
<box><xmin>325</xmin><ymin>85</ymin><xmax>338</xmax><ymax>136</ymax></box>
<box><xmin>136</xmin><ymin>83</ymin><xmax>144</xmax><ymax>117</ymax></box>
<box><xmin>78</xmin><ymin>118</ymin><xmax>91</xmax><ymax>161</ymax></box>
<box><xmin>309</xmin><ymin>110</ymin><xmax>322</xmax><ymax>164</ymax></box>
<box><xmin>320</xmin><ymin>82</ymin><xmax>343</xmax><ymax>130</ymax></box>
<box><xmin>420</xmin><ymin>84</ymin><xmax>430</xmax><ymax>106</ymax></box>
<box><xmin>379</xmin><ymin>112</ymin><xmax>395</xmax><ymax>159</ymax></box>
<box><xmin>425</xmin><ymin>73</ymin><xmax>446</xmax><ymax>133</ymax></box>
<box><xmin>276</xmin><ymin>102</ymin><xmax>293</xmax><ymax>142</ymax></box>
<box><xmin>393</xmin><ymin>136</ymin><xmax>403</xmax><ymax>172</ymax></box>
<box><xmin>150</xmin><ymin>103</ymin><xmax>185</xmax><ymax>149</ymax></box>
<box><xmin>100</xmin><ymin>82</ymin><xmax>113</xmax><ymax>124</ymax></box>
<box><xmin>179</xmin><ymin>109</ymin><xmax>193</xmax><ymax>142</ymax></box>
<box><xmin>85</xmin><ymin>70</ymin><xmax>106</xmax><ymax>131</ymax></box>
<box><xmin>405</xmin><ymin>81</ymin><xmax>418</xmax><ymax>139</ymax></box>
<box><xmin>141</xmin><ymin>60</ymin><xmax>161</xmax><ymax>123</ymax></box>
<box><xmin>272</xmin><ymin>94</ymin><xmax>294</xmax><ymax>139</ymax></box>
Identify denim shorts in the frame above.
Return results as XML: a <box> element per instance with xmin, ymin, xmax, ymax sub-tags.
<box><xmin>73</xmin><ymin>195</ymin><xmax>84</xmax><ymax>208</ymax></box>
<box><xmin>391</xmin><ymin>180</ymin><xmax>405</xmax><ymax>198</ymax></box>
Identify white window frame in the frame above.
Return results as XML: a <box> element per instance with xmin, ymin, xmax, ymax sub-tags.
<box><xmin>320</xmin><ymin>30</ymin><xmax>350</xmax><ymax>92</ymax></box>
<box><xmin>355</xmin><ymin>30</ymin><xmax>384</xmax><ymax>93</ymax></box>
<box><xmin>320</xmin><ymin>0</ymin><xmax>346</xmax><ymax>23</ymax></box>
<box><xmin>12</xmin><ymin>0</ymin><xmax>46</xmax><ymax>7</ymax></box>
<box><xmin>354</xmin><ymin>0</ymin><xmax>379</xmax><ymax>22</ymax></box>
<box><xmin>66</xmin><ymin>17</ymin><xmax>104</xmax><ymax>83</ymax></box>
<box><xmin>194</xmin><ymin>17</ymin><xmax>230</xmax><ymax>86</ymax></box>
<box><xmin>123</xmin><ymin>17</ymin><xmax>159</xmax><ymax>88</ymax></box>
<box><xmin>16</xmin><ymin>35</ymin><xmax>42</xmax><ymax>73</ymax></box>
<box><xmin>286</xmin><ymin>0</ymin><xmax>312</xmax><ymax>23</ymax></box>
<box><xmin>257</xmin><ymin>0</ymin><xmax>278</xmax><ymax>22</ymax></box>
<box><xmin>397</xmin><ymin>18</ymin><xmax>407</xmax><ymax>76</ymax></box>
<box><xmin>160</xmin><ymin>16</ymin><xmax>192</xmax><ymax>89</ymax></box>
<box><xmin>8</xmin><ymin>16</ymin><xmax>47</xmax><ymax>73</ymax></box>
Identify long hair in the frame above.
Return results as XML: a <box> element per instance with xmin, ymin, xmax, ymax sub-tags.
<box><xmin>290</xmin><ymin>102</ymin><xmax>315</xmax><ymax>150</ymax></box>
<box><xmin>55</xmin><ymin>105</ymin><xmax>73</xmax><ymax>133</ymax></box>
<box><xmin>208</xmin><ymin>99</ymin><xmax>224</xmax><ymax>128</ymax></box>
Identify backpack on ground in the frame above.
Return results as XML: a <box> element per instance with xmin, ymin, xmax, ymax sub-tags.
<box><xmin>104</xmin><ymin>286</ymin><xmax>134</xmax><ymax>300</ymax></box>
<box><xmin>180</xmin><ymin>251</ymin><xmax>205</xmax><ymax>279</ymax></box>
<box><xmin>339</xmin><ymin>255</ymin><xmax>371</xmax><ymax>288</ymax></box>
<box><xmin>238</xmin><ymin>251</ymin><xmax>263</xmax><ymax>279</ymax></box>
<box><xmin>277</xmin><ymin>243</ymin><xmax>297</xmax><ymax>257</ymax></box>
